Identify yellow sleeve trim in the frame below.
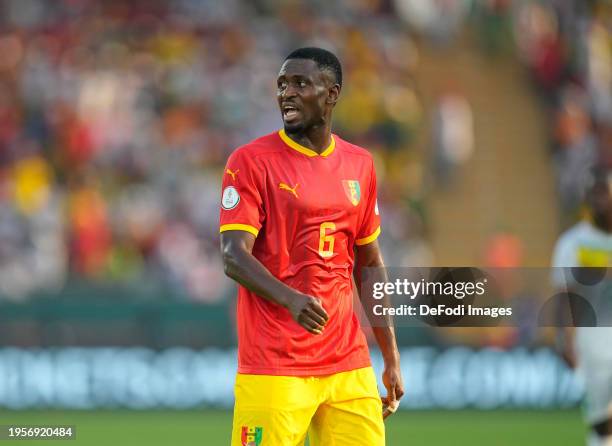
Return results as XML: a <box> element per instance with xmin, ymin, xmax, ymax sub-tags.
<box><xmin>355</xmin><ymin>226</ymin><xmax>381</xmax><ymax>246</ymax></box>
<box><xmin>219</xmin><ymin>224</ymin><xmax>259</xmax><ymax>237</ymax></box>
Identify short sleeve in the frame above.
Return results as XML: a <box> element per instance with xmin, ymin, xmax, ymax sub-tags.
<box><xmin>551</xmin><ymin>234</ymin><xmax>577</xmax><ymax>289</ymax></box>
<box><xmin>355</xmin><ymin>159</ymin><xmax>381</xmax><ymax>246</ymax></box>
<box><xmin>219</xmin><ymin>149</ymin><xmax>265</xmax><ymax>237</ymax></box>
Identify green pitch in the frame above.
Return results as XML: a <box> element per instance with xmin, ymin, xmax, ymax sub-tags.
<box><xmin>0</xmin><ymin>409</ymin><xmax>586</xmax><ymax>445</ymax></box>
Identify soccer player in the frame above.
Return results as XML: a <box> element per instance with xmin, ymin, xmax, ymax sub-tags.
<box><xmin>219</xmin><ymin>47</ymin><xmax>404</xmax><ymax>445</ymax></box>
<box><xmin>551</xmin><ymin>169</ymin><xmax>612</xmax><ymax>446</ymax></box>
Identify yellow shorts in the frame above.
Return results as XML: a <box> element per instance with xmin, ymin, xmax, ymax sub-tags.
<box><xmin>231</xmin><ymin>366</ymin><xmax>385</xmax><ymax>446</ymax></box>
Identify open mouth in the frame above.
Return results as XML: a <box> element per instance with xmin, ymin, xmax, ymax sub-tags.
<box><xmin>282</xmin><ymin>104</ymin><xmax>300</xmax><ymax>121</ymax></box>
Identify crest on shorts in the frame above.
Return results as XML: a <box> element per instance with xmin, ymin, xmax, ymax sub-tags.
<box><xmin>342</xmin><ymin>180</ymin><xmax>361</xmax><ymax>206</ymax></box>
<box><xmin>241</xmin><ymin>426</ymin><xmax>263</xmax><ymax>446</ymax></box>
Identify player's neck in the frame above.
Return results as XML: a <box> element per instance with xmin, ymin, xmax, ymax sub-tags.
<box><xmin>592</xmin><ymin>214</ymin><xmax>612</xmax><ymax>234</ymax></box>
<box><xmin>286</xmin><ymin>124</ymin><xmax>332</xmax><ymax>154</ymax></box>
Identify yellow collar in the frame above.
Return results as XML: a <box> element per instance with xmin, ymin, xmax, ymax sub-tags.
<box><xmin>278</xmin><ymin>129</ymin><xmax>335</xmax><ymax>157</ymax></box>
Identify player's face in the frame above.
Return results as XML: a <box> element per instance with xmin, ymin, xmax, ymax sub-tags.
<box><xmin>276</xmin><ymin>59</ymin><xmax>334</xmax><ymax>133</ymax></box>
<box><xmin>589</xmin><ymin>180</ymin><xmax>612</xmax><ymax>228</ymax></box>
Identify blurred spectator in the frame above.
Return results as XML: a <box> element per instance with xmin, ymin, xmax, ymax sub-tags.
<box><xmin>483</xmin><ymin>232</ymin><xmax>524</xmax><ymax>268</ymax></box>
<box><xmin>474</xmin><ymin>0</ymin><xmax>513</xmax><ymax>57</ymax></box>
<box><xmin>68</xmin><ymin>181</ymin><xmax>111</xmax><ymax>277</ymax></box>
<box><xmin>432</xmin><ymin>88</ymin><xmax>474</xmax><ymax>187</ymax></box>
<box><xmin>585</xmin><ymin>18</ymin><xmax>612</xmax><ymax>123</ymax></box>
<box><xmin>553</xmin><ymin>86</ymin><xmax>597</xmax><ymax>215</ymax></box>
<box><xmin>393</xmin><ymin>0</ymin><xmax>470</xmax><ymax>46</ymax></box>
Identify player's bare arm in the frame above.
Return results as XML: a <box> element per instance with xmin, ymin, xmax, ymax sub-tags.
<box><xmin>354</xmin><ymin>239</ymin><xmax>404</xmax><ymax>419</ymax></box>
<box><xmin>553</xmin><ymin>285</ymin><xmax>577</xmax><ymax>369</ymax></box>
<box><xmin>221</xmin><ymin>230</ymin><xmax>329</xmax><ymax>334</ymax></box>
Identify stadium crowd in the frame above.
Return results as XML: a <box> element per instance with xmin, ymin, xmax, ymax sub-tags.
<box><xmin>0</xmin><ymin>0</ymin><xmax>424</xmax><ymax>301</ymax></box>
<box><xmin>0</xmin><ymin>0</ymin><xmax>610</xmax><ymax>303</ymax></box>
<box><xmin>509</xmin><ymin>0</ymin><xmax>612</xmax><ymax>226</ymax></box>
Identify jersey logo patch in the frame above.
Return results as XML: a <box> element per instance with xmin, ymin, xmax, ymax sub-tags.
<box><xmin>241</xmin><ymin>426</ymin><xmax>262</xmax><ymax>446</ymax></box>
<box><xmin>226</xmin><ymin>168</ymin><xmax>240</xmax><ymax>181</ymax></box>
<box><xmin>221</xmin><ymin>186</ymin><xmax>240</xmax><ymax>210</ymax></box>
<box><xmin>279</xmin><ymin>182</ymin><xmax>299</xmax><ymax>198</ymax></box>
<box><xmin>342</xmin><ymin>180</ymin><xmax>361</xmax><ymax>206</ymax></box>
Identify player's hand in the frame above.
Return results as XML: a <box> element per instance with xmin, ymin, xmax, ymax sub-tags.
<box><xmin>381</xmin><ymin>364</ymin><xmax>404</xmax><ymax>420</ymax></box>
<box><xmin>561</xmin><ymin>344</ymin><xmax>577</xmax><ymax>369</ymax></box>
<box><xmin>287</xmin><ymin>293</ymin><xmax>329</xmax><ymax>335</ymax></box>
<box><xmin>556</xmin><ymin>328</ymin><xmax>577</xmax><ymax>369</ymax></box>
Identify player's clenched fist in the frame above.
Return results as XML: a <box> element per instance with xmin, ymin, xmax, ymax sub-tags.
<box><xmin>287</xmin><ymin>293</ymin><xmax>329</xmax><ymax>334</ymax></box>
<box><xmin>381</xmin><ymin>364</ymin><xmax>404</xmax><ymax>419</ymax></box>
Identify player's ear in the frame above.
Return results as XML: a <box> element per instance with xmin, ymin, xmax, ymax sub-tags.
<box><xmin>327</xmin><ymin>84</ymin><xmax>341</xmax><ymax>106</ymax></box>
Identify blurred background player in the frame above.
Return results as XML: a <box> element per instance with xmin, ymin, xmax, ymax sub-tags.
<box><xmin>220</xmin><ymin>47</ymin><xmax>403</xmax><ymax>446</ymax></box>
<box><xmin>552</xmin><ymin>169</ymin><xmax>612</xmax><ymax>446</ymax></box>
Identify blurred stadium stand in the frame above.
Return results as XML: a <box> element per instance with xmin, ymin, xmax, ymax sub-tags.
<box><xmin>0</xmin><ymin>0</ymin><xmax>610</xmax><ymax>353</ymax></box>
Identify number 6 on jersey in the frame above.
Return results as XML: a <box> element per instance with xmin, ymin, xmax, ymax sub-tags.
<box><xmin>318</xmin><ymin>222</ymin><xmax>336</xmax><ymax>258</ymax></box>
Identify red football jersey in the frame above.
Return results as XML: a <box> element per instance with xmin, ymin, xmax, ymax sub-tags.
<box><xmin>219</xmin><ymin>129</ymin><xmax>381</xmax><ymax>376</ymax></box>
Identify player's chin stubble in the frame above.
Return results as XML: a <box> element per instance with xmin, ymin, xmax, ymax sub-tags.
<box><xmin>283</xmin><ymin>120</ymin><xmax>304</xmax><ymax>134</ymax></box>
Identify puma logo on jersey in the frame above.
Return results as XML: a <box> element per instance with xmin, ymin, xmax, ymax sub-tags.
<box><xmin>279</xmin><ymin>182</ymin><xmax>299</xmax><ymax>198</ymax></box>
<box><xmin>226</xmin><ymin>168</ymin><xmax>240</xmax><ymax>180</ymax></box>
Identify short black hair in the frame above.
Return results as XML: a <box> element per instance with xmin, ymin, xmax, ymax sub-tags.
<box><xmin>285</xmin><ymin>47</ymin><xmax>342</xmax><ymax>87</ymax></box>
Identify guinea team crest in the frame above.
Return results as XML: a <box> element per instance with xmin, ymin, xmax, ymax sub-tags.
<box><xmin>241</xmin><ymin>426</ymin><xmax>263</xmax><ymax>446</ymax></box>
<box><xmin>342</xmin><ymin>180</ymin><xmax>361</xmax><ymax>206</ymax></box>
